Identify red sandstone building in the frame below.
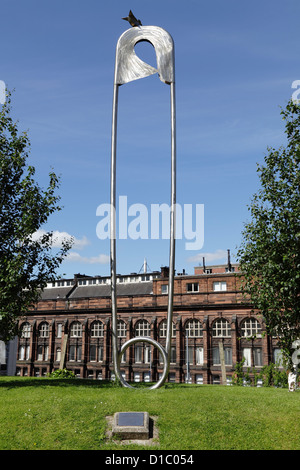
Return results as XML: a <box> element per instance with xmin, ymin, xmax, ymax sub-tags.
<box><xmin>15</xmin><ymin>262</ymin><xmax>283</xmax><ymax>384</ymax></box>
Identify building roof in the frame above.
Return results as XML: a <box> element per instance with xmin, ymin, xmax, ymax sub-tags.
<box><xmin>68</xmin><ymin>281</ymin><xmax>153</xmax><ymax>299</ymax></box>
<box><xmin>38</xmin><ymin>281</ymin><xmax>153</xmax><ymax>300</ymax></box>
<box><xmin>39</xmin><ymin>287</ymin><xmax>74</xmax><ymax>300</ymax></box>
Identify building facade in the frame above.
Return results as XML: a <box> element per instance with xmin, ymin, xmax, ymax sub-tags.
<box><xmin>15</xmin><ymin>264</ymin><xmax>282</xmax><ymax>384</ymax></box>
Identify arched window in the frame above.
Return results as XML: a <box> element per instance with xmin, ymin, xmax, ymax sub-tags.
<box><xmin>135</xmin><ymin>320</ymin><xmax>150</xmax><ymax>337</ymax></box>
<box><xmin>159</xmin><ymin>319</ymin><xmax>176</xmax><ymax>338</ymax></box>
<box><xmin>212</xmin><ymin>319</ymin><xmax>231</xmax><ymax>337</ymax></box>
<box><xmin>90</xmin><ymin>321</ymin><xmax>104</xmax><ymax>337</ymax></box>
<box><xmin>185</xmin><ymin>319</ymin><xmax>203</xmax><ymax>337</ymax></box>
<box><xmin>117</xmin><ymin>320</ymin><xmax>127</xmax><ymax>337</ymax></box>
<box><xmin>70</xmin><ymin>321</ymin><xmax>82</xmax><ymax>338</ymax></box>
<box><xmin>39</xmin><ymin>322</ymin><xmax>49</xmax><ymax>338</ymax></box>
<box><xmin>241</xmin><ymin>318</ymin><xmax>261</xmax><ymax>337</ymax></box>
<box><xmin>21</xmin><ymin>322</ymin><xmax>31</xmax><ymax>338</ymax></box>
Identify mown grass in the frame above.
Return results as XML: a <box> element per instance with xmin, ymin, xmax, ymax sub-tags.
<box><xmin>0</xmin><ymin>377</ymin><xmax>299</xmax><ymax>450</ymax></box>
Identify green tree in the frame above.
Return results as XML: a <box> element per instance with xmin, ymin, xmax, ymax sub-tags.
<box><xmin>0</xmin><ymin>92</ymin><xmax>73</xmax><ymax>342</ymax></box>
<box><xmin>237</xmin><ymin>100</ymin><xmax>300</xmax><ymax>368</ymax></box>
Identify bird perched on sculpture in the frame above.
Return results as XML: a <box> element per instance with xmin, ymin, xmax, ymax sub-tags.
<box><xmin>122</xmin><ymin>10</ymin><xmax>142</xmax><ymax>27</ymax></box>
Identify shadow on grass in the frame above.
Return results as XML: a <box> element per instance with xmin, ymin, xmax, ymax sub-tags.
<box><xmin>0</xmin><ymin>377</ymin><xmax>114</xmax><ymax>389</ymax></box>
<box><xmin>0</xmin><ymin>377</ymin><xmax>199</xmax><ymax>390</ymax></box>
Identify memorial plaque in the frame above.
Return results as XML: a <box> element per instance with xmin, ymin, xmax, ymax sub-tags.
<box><xmin>112</xmin><ymin>411</ymin><xmax>150</xmax><ymax>440</ymax></box>
<box><xmin>118</xmin><ymin>412</ymin><xmax>144</xmax><ymax>427</ymax></box>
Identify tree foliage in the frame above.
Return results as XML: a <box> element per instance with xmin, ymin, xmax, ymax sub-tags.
<box><xmin>237</xmin><ymin>100</ymin><xmax>300</xmax><ymax>367</ymax></box>
<box><xmin>0</xmin><ymin>92</ymin><xmax>73</xmax><ymax>341</ymax></box>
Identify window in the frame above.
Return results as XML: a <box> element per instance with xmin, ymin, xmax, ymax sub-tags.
<box><xmin>196</xmin><ymin>347</ymin><xmax>204</xmax><ymax>365</ymax></box>
<box><xmin>212</xmin><ymin>319</ymin><xmax>231</xmax><ymax>337</ymax></box>
<box><xmin>161</xmin><ymin>284</ymin><xmax>168</xmax><ymax>294</ymax></box>
<box><xmin>70</xmin><ymin>321</ymin><xmax>82</xmax><ymax>338</ymax></box>
<box><xmin>56</xmin><ymin>348</ymin><xmax>61</xmax><ymax>362</ymax></box>
<box><xmin>135</xmin><ymin>320</ymin><xmax>150</xmax><ymax>337</ymax></box>
<box><xmin>186</xmin><ymin>346</ymin><xmax>194</xmax><ymax>365</ymax></box>
<box><xmin>69</xmin><ymin>345</ymin><xmax>82</xmax><ymax>362</ymax></box>
<box><xmin>159</xmin><ymin>320</ymin><xmax>176</xmax><ymax>338</ymax></box>
<box><xmin>144</xmin><ymin>345</ymin><xmax>151</xmax><ymax>364</ymax></box>
<box><xmin>39</xmin><ymin>322</ymin><xmax>49</xmax><ymax>338</ymax></box>
<box><xmin>185</xmin><ymin>319</ymin><xmax>203</xmax><ymax>337</ymax></box>
<box><xmin>212</xmin><ymin>347</ymin><xmax>232</xmax><ymax>365</ymax></box>
<box><xmin>69</xmin><ymin>345</ymin><xmax>75</xmax><ymax>361</ymax></box>
<box><xmin>117</xmin><ymin>320</ymin><xmax>127</xmax><ymax>337</ymax></box>
<box><xmin>170</xmin><ymin>346</ymin><xmax>176</xmax><ymax>364</ymax></box>
<box><xmin>134</xmin><ymin>344</ymin><xmax>143</xmax><ymax>363</ymax></box>
<box><xmin>253</xmin><ymin>348</ymin><xmax>262</xmax><ymax>367</ymax></box>
<box><xmin>212</xmin><ymin>375</ymin><xmax>220</xmax><ymax>384</ymax></box>
<box><xmin>134</xmin><ymin>372</ymin><xmax>140</xmax><ymax>382</ymax></box>
<box><xmin>242</xmin><ymin>348</ymin><xmax>251</xmax><ymax>367</ymax></box>
<box><xmin>168</xmin><ymin>372</ymin><xmax>176</xmax><ymax>383</ymax></box>
<box><xmin>90</xmin><ymin>321</ymin><xmax>104</xmax><ymax>337</ymax></box>
<box><xmin>274</xmin><ymin>348</ymin><xmax>284</xmax><ymax>367</ymax></box>
<box><xmin>213</xmin><ymin>281</ymin><xmax>227</xmax><ymax>292</ymax></box>
<box><xmin>143</xmin><ymin>371</ymin><xmax>151</xmax><ymax>382</ymax></box>
<box><xmin>186</xmin><ymin>283</ymin><xmax>199</xmax><ymax>293</ymax></box>
<box><xmin>212</xmin><ymin>347</ymin><xmax>220</xmax><ymax>365</ymax></box>
<box><xmin>89</xmin><ymin>345</ymin><xmax>97</xmax><ymax>362</ymax></box>
<box><xmin>243</xmin><ymin>347</ymin><xmax>262</xmax><ymax>368</ymax></box>
<box><xmin>19</xmin><ymin>345</ymin><xmax>25</xmax><ymax>361</ymax></box>
<box><xmin>134</xmin><ymin>344</ymin><xmax>150</xmax><ymax>364</ymax></box>
<box><xmin>21</xmin><ymin>322</ymin><xmax>31</xmax><ymax>338</ymax></box>
<box><xmin>225</xmin><ymin>348</ymin><xmax>232</xmax><ymax>365</ymax></box>
<box><xmin>98</xmin><ymin>346</ymin><xmax>104</xmax><ymax>362</ymax></box>
<box><xmin>159</xmin><ymin>347</ymin><xmax>175</xmax><ymax>364</ymax></box>
<box><xmin>57</xmin><ymin>323</ymin><xmax>62</xmax><ymax>338</ymax></box>
<box><xmin>196</xmin><ymin>374</ymin><xmax>203</xmax><ymax>384</ymax></box>
<box><xmin>37</xmin><ymin>345</ymin><xmax>43</xmax><ymax>361</ymax></box>
<box><xmin>241</xmin><ymin>318</ymin><xmax>261</xmax><ymax>337</ymax></box>
<box><xmin>37</xmin><ymin>345</ymin><xmax>48</xmax><ymax>361</ymax></box>
<box><xmin>77</xmin><ymin>346</ymin><xmax>82</xmax><ymax>362</ymax></box>
<box><xmin>225</xmin><ymin>267</ymin><xmax>235</xmax><ymax>273</ymax></box>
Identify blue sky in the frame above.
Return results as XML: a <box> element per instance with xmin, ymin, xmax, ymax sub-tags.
<box><xmin>1</xmin><ymin>0</ymin><xmax>300</xmax><ymax>278</ymax></box>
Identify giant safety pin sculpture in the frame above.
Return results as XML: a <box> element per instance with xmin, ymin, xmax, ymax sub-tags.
<box><xmin>110</xmin><ymin>24</ymin><xmax>176</xmax><ymax>389</ymax></box>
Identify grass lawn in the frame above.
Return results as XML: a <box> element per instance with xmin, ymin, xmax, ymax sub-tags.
<box><xmin>0</xmin><ymin>377</ymin><xmax>299</xmax><ymax>450</ymax></box>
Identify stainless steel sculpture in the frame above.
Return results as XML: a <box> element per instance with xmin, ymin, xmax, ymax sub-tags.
<box><xmin>110</xmin><ymin>25</ymin><xmax>176</xmax><ymax>389</ymax></box>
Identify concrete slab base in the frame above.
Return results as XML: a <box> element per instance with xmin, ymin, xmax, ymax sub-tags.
<box><xmin>105</xmin><ymin>414</ymin><xmax>159</xmax><ymax>446</ymax></box>
<box><xmin>112</xmin><ymin>412</ymin><xmax>149</xmax><ymax>440</ymax></box>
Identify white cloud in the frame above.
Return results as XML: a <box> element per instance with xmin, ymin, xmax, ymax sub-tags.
<box><xmin>32</xmin><ymin>229</ymin><xmax>90</xmax><ymax>249</ymax></box>
<box><xmin>187</xmin><ymin>249</ymin><xmax>229</xmax><ymax>264</ymax></box>
<box><xmin>66</xmin><ymin>252</ymin><xmax>109</xmax><ymax>264</ymax></box>
<box><xmin>31</xmin><ymin>230</ymin><xmax>108</xmax><ymax>265</ymax></box>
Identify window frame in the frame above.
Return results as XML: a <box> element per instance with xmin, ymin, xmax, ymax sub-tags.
<box><xmin>186</xmin><ymin>282</ymin><xmax>199</xmax><ymax>293</ymax></box>
<box><xmin>185</xmin><ymin>319</ymin><xmax>203</xmax><ymax>338</ymax></box>
<box><xmin>90</xmin><ymin>320</ymin><xmax>104</xmax><ymax>338</ymax></box>
<box><xmin>241</xmin><ymin>318</ymin><xmax>262</xmax><ymax>338</ymax></box>
<box><xmin>212</xmin><ymin>318</ymin><xmax>231</xmax><ymax>338</ymax></box>
<box><xmin>39</xmin><ymin>322</ymin><xmax>49</xmax><ymax>338</ymax></box>
<box><xmin>70</xmin><ymin>321</ymin><xmax>82</xmax><ymax>338</ymax></box>
<box><xmin>213</xmin><ymin>281</ymin><xmax>227</xmax><ymax>292</ymax></box>
<box><xmin>135</xmin><ymin>320</ymin><xmax>150</xmax><ymax>337</ymax></box>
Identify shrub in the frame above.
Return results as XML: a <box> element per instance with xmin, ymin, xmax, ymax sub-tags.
<box><xmin>231</xmin><ymin>361</ymin><xmax>288</xmax><ymax>388</ymax></box>
<box><xmin>47</xmin><ymin>369</ymin><xmax>76</xmax><ymax>379</ymax></box>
